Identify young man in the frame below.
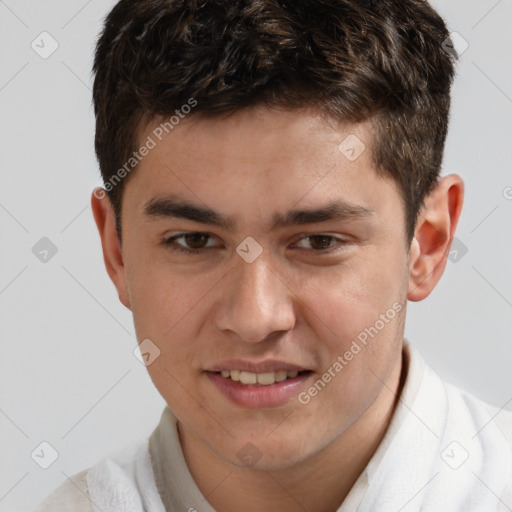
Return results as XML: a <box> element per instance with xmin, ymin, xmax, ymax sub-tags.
<box><xmin>36</xmin><ymin>0</ymin><xmax>512</xmax><ymax>510</ymax></box>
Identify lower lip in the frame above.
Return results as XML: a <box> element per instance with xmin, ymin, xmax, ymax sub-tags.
<box><xmin>206</xmin><ymin>371</ymin><xmax>313</xmax><ymax>408</ymax></box>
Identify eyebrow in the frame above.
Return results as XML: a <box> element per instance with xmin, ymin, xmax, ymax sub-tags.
<box><xmin>143</xmin><ymin>194</ymin><xmax>375</xmax><ymax>231</ymax></box>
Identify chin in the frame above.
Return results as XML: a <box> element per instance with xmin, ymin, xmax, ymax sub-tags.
<box><xmin>228</xmin><ymin>449</ymin><xmax>310</xmax><ymax>472</ymax></box>
<box><xmin>217</xmin><ymin>432</ymin><xmax>319</xmax><ymax>472</ymax></box>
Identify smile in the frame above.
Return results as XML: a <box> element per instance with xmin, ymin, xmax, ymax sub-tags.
<box><xmin>206</xmin><ymin>369</ymin><xmax>313</xmax><ymax>408</ymax></box>
<box><xmin>217</xmin><ymin>369</ymin><xmax>308</xmax><ymax>386</ymax></box>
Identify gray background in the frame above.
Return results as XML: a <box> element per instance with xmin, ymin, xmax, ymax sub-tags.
<box><xmin>0</xmin><ymin>1</ymin><xmax>511</xmax><ymax>510</ymax></box>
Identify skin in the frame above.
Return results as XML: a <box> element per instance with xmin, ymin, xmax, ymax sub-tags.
<box><xmin>92</xmin><ymin>105</ymin><xmax>464</xmax><ymax>512</ymax></box>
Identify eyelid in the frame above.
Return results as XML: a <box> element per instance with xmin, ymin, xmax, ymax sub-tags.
<box><xmin>163</xmin><ymin>232</ymin><xmax>220</xmax><ymax>249</ymax></box>
<box><xmin>292</xmin><ymin>233</ymin><xmax>349</xmax><ymax>250</ymax></box>
<box><xmin>163</xmin><ymin>231</ymin><xmax>351</xmax><ymax>254</ymax></box>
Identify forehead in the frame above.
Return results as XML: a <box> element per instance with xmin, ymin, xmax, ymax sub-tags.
<box><xmin>125</xmin><ymin>106</ymin><xmax>403</xmax><ymax>233</ymax></box>
<box><xmin>134</xmin><ymin>107</ymin><xmax>371</xmax><ymax>185</ymax></box>
<box><xmin>144</xmin><ymin>106</ymin><xmax>370</xmax><ymax>165</ymax></box>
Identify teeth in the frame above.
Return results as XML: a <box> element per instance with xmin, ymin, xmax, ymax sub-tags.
<box><xmin>257</xmin><ymin>372</ymin><xmax>275</xmax><ymax>385</ymax></box>
<box><xmin>239</xmin><ymin>371</ymin><xmax>257</xmax><ymax>385</ymax></box>
<box><xmin>219</xmin><ymin>369</ymin><xmax>304</xmax><ymax>385</ymax></box>
<box><xmin>275</xmin><ymin>370</ymin><xmax>287</xmax><ymax>382</ymax></box>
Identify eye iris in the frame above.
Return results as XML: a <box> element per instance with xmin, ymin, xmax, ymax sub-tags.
<box><xmin>309</xmin><ymin>235</ymin><xmax>332</xmax><ymax>250</ymax></box>
<box><xmin>185</xmin><ymin>233</ymin><xmax>208</xmax><ymax>249</ymax></box>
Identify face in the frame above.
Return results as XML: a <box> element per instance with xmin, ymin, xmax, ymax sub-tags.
<box><xmin>115</xmin><ymin>107</ymin><xmax>411</xmax><ymax>470</ymax></box>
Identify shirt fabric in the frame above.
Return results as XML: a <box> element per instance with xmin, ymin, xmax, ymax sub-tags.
<box><xmin>34</xmin><ymin>340</ymin><xmax>512</xmax><ymax>511</ymax></box>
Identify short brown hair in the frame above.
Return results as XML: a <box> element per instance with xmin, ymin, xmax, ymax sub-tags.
<box><xmin>93</xmin><ymin>0</ymin><xmax>457</xmax><ymax>242</ymax></box>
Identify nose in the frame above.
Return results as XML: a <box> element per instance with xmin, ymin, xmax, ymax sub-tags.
<box><xmin>215</xmin><ymin>255</ymin><xmax>296</xmax><ymax>343</ymax></box>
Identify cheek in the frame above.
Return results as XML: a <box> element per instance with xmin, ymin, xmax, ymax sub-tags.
<box><xmin>298</xmin><ymin>245</ymin><xmax>407</xmax><ymax>402</ymax></box>
<box><xmin>302</xmin><ymin>247</ymin><xmax>406</xmax><ymax>339</ymax></box>
<box><xmin>126</xmin><ymin>256</ymin><xmax>203</xmax><ymax>334</ymax></box>
<box><xmin>126</xmin><ymin>260</ymin><xmax>219</xmax><ymax>380</ymax></box>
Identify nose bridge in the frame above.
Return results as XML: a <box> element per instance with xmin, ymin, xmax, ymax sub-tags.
<box><xmin>218</xmin><ymin>252</ymin><xmax>295</xmax><ymax>343</ymax></box>
<box><xmin>238</xmin><ymin>257</ymin><xmax>276</xmax><ymax>312</ymax></box>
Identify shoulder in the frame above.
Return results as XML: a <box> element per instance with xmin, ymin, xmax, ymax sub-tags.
<box><xmin>447</xmin><ymin>382</ymin><xmax>512</xmax><ymax>445</ymax></box>
<box><xmin>487</xmin><ymin>400</ymin><xmax>512</xmax><ymax>503</ymax></box>
<box><xmin>408</xmin><ymin>343</ymin><xmax>512</xmax><ymax>448</ymax></box>
<box><xmin>444</xmin><ymin>381</ymin><xmax>512</xmax><ymax>502</ymax></box>
<box><xmin>33</xmin><ymin>439</ymin><xmax>153</xmax><ymax>512</ymax></box>
<box><xmin>34</xmin><ymin>469</ymin><xmax>94</xmax><ymax>512</ymax></box>
<box><xmin>398</xmin><ymin>343</ymin><xmax>512</xmax><ymax>506</ymax></box>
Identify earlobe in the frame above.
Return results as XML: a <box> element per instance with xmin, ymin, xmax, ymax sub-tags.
<box><xmin>91</xmin><ymin>188</ymin><xmax>131</xmax><ymax>309</ymax></box>
<box><xmin>407</xmin><ymin>175</ymin><xmax>464</xmax><ymax>302</ymax></box>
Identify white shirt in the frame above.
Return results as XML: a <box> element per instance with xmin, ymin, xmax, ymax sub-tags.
<box><xmin>34</xmin><ymin>340</ymin><xmax>512</xmax><ymax>511</ymax></box>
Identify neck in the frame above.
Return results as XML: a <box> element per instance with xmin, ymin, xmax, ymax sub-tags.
<box><xmin>179</xmin><ymin>355</ymin><xmax>405</xmax><ymax>512</ymax></box>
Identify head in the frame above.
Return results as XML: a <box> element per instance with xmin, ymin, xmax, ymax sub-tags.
<box><xmin>91</xmin><ymin>0</ymin><xmax>463</xmax><ymax>470</ymax></box>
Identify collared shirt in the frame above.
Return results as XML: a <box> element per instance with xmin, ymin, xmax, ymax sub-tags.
<box><xmin>35</xmin><ymin>340</ymin><xmax>512</xmax><ymax>512</ymax></box>
<box><xmin>148</xmin><ymin>342</ymin><xmax>418</xmax><ymax>512</ymax></box>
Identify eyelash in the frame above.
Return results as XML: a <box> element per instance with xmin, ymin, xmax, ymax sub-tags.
<box><xmin>162</xmin><ymin>232</ymin><xmax>349</xmax><ymax>255</ymax></box>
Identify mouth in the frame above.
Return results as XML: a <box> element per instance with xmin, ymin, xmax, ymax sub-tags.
<box><xmin>214</xmin><ymin>369</ymin><xmax>312</xmax><ymax>386</ymax></box>
<box><xmin>205</xmin><ymin>365</ymin><xmax>314</xmax><ymax>408</ymax></box>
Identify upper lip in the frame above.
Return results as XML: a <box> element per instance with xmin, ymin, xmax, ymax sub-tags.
<box><xmin>207</xmin><ymin>359</ymin><xmax>311</xmax><ymax>373</ymax></box>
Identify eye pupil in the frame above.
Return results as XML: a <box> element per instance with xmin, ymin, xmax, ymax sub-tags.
<box><xmin>186</xmin><ymin>233</ymin><xmax>208</xmax><ymax>248</ymax></box>
<box><xmin>310</xmin><ymin>235</ymin><xmax>332</xmax><ymax>249</ymax></box>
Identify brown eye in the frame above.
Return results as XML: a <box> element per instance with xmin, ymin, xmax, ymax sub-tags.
<box><xmin>163</xmin><ymin>232</ymin><xmax>218</xmax><ymax>254</ymax></box>
<box><xmin>307</xmin><ymin>235</ymin><xmax>336</xmax><ymax>250</ymax></box>
<box><xmin>295</xmin><ymin>235</ymin><xmax>339</xmax><ymax>251</ymax></box>
<box><xmin>183</xmin><ymin>232</ymin><xmax>210</xmax><ymax>249</ymax></box>
<box><xmin>293</xmin><ymin>234</ymin><xmax>349</xmax><ymax>254</ymax></box>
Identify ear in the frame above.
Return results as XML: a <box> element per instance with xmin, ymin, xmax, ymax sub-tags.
<box><xmin>91</xmin><ymin>188</ymin><xmax>131</xmax><ymax>309</ymax></box>
<box><xmin>407</xmin><ymin>174</ymin><xmax>464</xmax><ymax>302</ymax></box>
